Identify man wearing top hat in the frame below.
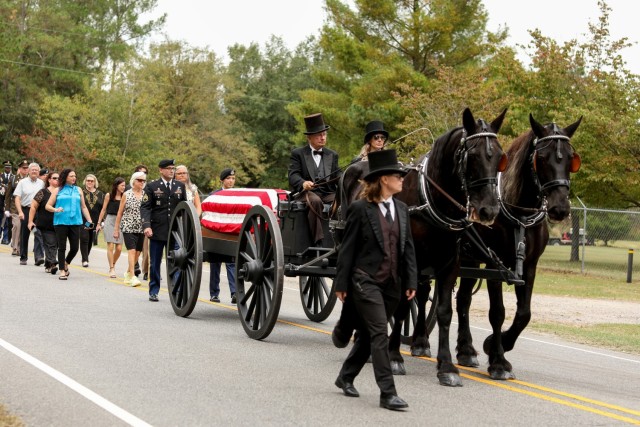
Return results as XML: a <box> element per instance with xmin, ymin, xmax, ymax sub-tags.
<box><xmin>0</xmin><ymin>160</ymin><xmax>15</xmax><ymax>244</ymax></box>
<box><xmin>4</xmin><ymin>159</ymin><xmax>30</xmax><ymax>255</ymax></box>
<box><xmin>140</xmin><ymin>159</ymin><xmax>187</xmax><ymax>302</ymax></box>
<box><xmin>332</xmin><ymin>149</ymin><xmax>417</xmax><ymax>411</ymax></box>
<box><xmin>288</xmin><ymin>113</ymin><xmax>341</xmax><ymax>245</ymax></box>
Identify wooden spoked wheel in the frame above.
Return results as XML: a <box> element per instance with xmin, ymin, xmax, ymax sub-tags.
<box><xmin>299</xmin><ymin>276</ymin><xmax>337</xmax><ymax>322</ymax></box>
<box><xmin>235</xmin><ymin>205</ymin><xmax>284</xmax><ymax>340</ymax></box>
<box><xmin>167</xmin><ymin>201</ymin><xmax>203</xmax><ymax>317</ymax></box>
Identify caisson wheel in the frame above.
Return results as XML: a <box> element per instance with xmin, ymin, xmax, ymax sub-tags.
<box><xmin>167</xmin><ymin>201</ymin><xmax>203</xmax><ymax>317</ymax></box>
<box><xmin>235</xmin><ymin>205</ymin><xmax>284</xmax><ymax>340</ymax></box>
<box><xmin>299</xmin><ymin>276</ymin><xmax>337</xmax><ymax>322</ymax></box>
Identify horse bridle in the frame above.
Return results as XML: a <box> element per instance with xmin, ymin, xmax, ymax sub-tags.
<box><xmin>456</xmin><ymin>122</ymin><xmax>500</xmax><ymax>194</ymax></box>
<box><xmin>411</xmin><ymin>126</ymin><xmax>501</xmax><ymax>231</ymax></box>
<box><xmin>529</xmin><ymin>124</ymin><xmax>574</xmax><ymax>196</ymax></box>
<box><xmin>498</xmin><ymin>125</ymin><xmax>576</xmax><ymax>229</ymax></box>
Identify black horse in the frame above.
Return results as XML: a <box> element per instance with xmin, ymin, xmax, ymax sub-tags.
<box><xmin>335</xmin><ymin>107</ymin><xmax>508</xmax><ymax>387</ymax></box>
<box><xmin>455</xmin><ymin>114</ymin><xmax>582</xmax><ymax>380</ymax></box>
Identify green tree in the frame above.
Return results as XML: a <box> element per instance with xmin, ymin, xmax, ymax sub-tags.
<box><xmin>226</xmin><ymin>36</ymin><xmax>325</xmax><ymax>188</ymax></box>
<box><xmin>290</xmin><ymin>0</ymin><xmax>507</xmax><ymax>163</ymax></box>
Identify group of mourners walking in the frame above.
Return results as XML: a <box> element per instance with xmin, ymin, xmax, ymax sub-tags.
<box><xmin>2</xmin><ymin>112</ymin><xmax>416</xmax><ymax>411</ymax></box>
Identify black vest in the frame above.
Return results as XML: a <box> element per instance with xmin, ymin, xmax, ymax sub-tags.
<box><xmin>375</xmin><ymin>208</ymin><xmax>400</xmax><ymax>286</ymax></box>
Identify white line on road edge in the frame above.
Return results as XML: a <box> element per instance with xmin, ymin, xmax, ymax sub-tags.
<box><xmin>467</xmin><ymin>324</ymin><xmax>640</xmax><ymax>365</ymax></box>
<box><xmin>0</xmin><ymin>338</ymin><xmax>152</xmax><ymax>427</ymax></box>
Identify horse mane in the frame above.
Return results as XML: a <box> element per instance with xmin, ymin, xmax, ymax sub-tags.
<box><xmin>428</xmin><ymin>126</ymin><xmax>462</xmax><ymax>179</ymax></box>
<box><xmin>501</xmin><ymin>130</ymin><xmax>534</xmax><ymax>205</ymax></box>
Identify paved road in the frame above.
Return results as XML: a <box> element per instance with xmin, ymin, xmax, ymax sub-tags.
<box><xmin>1</xmin><ymin>245</ymin><xmax>640</xmax><ymax>426</ymax></box>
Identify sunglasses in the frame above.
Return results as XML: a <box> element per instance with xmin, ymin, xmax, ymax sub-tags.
<box><xmin>135</xmin><ymin>179</ymin><xmax>146</xmax><ymax>183</ymax></box>
<box><xmin>373</xmin><ymin>135</ymin><xmax>387</xmax><ymax>141</ymax></box>
<box><xmin>86</xmin><ymin>179</ymin><xmax>94</xmax><ymax>182</ymax></box>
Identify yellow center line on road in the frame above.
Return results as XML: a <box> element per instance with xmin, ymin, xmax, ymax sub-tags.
<box><xmin>263</xmin><ymin>311</ymin><xmax>640</xmax><ymax>425</ymax></box>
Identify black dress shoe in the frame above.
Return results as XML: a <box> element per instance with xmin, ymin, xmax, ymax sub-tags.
<box><xmin>379</xmin><ymin>395</ymin><xmax>408</xmax><ymax>410</ymax></box>
<box><xmin>331</xmin><ymin>327</ymin><xmax>350</xmax><ymax>348</ymax></box>
<box><xmin>35</xmin><ymin>259</ymin><xmax>44</xmax><ymax>266</ymax></box>
<box><xmin>335</xmin><ymin>377</ymin><xmax>359</xmax><ymax>397</ymax></box>
<box><xmin>149</xmin><ymin>294</ymin><xmax>159</xmax><ymax>302</ymax></box>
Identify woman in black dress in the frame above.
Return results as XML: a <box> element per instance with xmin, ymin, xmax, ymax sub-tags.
<box><xmin>80</xmin><ymin>174</ymin><xmax>104</xmax><ymax>268</ymax></box>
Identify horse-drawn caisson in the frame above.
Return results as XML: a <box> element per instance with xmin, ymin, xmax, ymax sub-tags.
<box><xmin>162</xmin><ymin>108</ymin><xmax>582</xmax><ymax>386</ymax></box>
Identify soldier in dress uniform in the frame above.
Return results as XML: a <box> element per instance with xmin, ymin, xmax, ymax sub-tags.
<box><xmin>140</xmin><ymin>159</ymin><xmax>186</xmax><ymax>302</ymax></box>
<box><xmin>0</xmin><ymin>160</ymin><xmax>15</xmax><ymax>244</ymax></box>
<box><xmin>4</xmin><ymin>159</ymin><xmax>29</xmax><ymax>255</ymax></box>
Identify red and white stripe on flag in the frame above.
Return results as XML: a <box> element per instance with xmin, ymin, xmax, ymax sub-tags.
<box><xmin>200</xmin><ymin>188</ymin><xmax>288</xmax><ymax>234</ymax></box>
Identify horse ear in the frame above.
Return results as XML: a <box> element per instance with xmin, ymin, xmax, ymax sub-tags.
<box><xmin>490</xmin><ymin>108</ymin><xmax>508</xmax><ymax>133</ymax></box>
<box><xmin>529</xmin><ymin>113</ymin><xmax>545</xmax><ymax>139</ymax></box>
<box><xmin>462</xmin><ymin>107</ymin><xmax>476</xmax><ymax>134</ymax></box>
<box><xmin>564</xmin><ymin>116</ymin><xmax>583</xmax><ymax>138</ymax></box>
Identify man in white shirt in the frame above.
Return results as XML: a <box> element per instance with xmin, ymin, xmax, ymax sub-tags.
<box><xmin>14</xmin><ymin>163</ymin><xmax>45</xmax><ymax>265</ymax></box>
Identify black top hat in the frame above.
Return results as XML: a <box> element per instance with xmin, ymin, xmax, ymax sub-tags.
<box><xmin>158</xmin><ymin>159</ymin><xmax>175</xmax><ymax>168</ymax></box>
<box><xmin>220</xmin><ymin>168</ymin><xmax>235</xmax><ymax>181</ymax></box>
<box><xmin>3</xmin><ymin>160</ymin><xmax>11</xmax><ymax>168</ymax></box>
<box><xmin>18</xmin><ymin>159</ymin><xmax>29</xmax><ymax>168</ymax></box>
<box><xmin>364</xmin><ymin>121</ymin><xmax>389</xmax><ymax>144</ymax></box>
<box><xmin>364</xmin><ymin>149</ymin><xmax>408</xmax><ymax>182</ymax></box>
<box><xmin>303</xmin><ymin>113</ymin><xmax>330</xmax><ymax>135</ymax></box>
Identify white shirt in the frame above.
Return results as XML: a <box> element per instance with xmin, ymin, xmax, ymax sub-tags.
<box><xmin>379</xmin><ymin>197</ymin><xmax>395</xmax><ymax>221</ymax></box>
<box><xmin>309</xmin><ymin>145</ymin><xmax>322</xmax><ymax>167</ymax></box>
<box><xmin>14</xmin><ymin>177</ymin><xmax>44</xmax><ymax>207</ymax></box>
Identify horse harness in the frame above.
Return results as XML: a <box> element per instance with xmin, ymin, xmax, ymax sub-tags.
<box><xmin>408</xmin><ymin>126</ymin><xmax>500</xmax><ymax>232</ymax></box>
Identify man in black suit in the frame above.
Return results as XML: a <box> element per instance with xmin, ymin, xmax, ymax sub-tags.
<box><xmin>288</xmin><ymin>113</ymin><xmax>341</xmax><ymax>245</ymax></box>
<box><xmin>333</xmin><ymin>149</ymin><xmax>417</xmax><ymax>411</ymax></box>
<box><xmin>140</xmin><ymin>159</ymin><xmax>186</xmax><ymax>302</ymax></box>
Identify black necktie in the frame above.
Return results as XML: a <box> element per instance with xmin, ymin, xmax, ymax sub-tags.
<box><xmin>166</xmin><ymin>180</ymin><xmax>171</xmax><ymax>191</ymax></box>
<box><xmin>383</xmin><ymin>202</ymin><xmax>392</xmax><ymax>224</ymax></box>
<box><xmin>313</xmin><ymin>150</ymin><xmax>322</xmax><ymax>156</ymax></box>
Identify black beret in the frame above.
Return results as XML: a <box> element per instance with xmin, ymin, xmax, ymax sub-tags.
<box><xmin>220</xmin><ymin>168</ymin><xmax>235</xmax><ymax>181</ymax></box>
<box><xmin>39</xmin><ymin>168</ymin><xmax>48</xmax><ymax>176</ymax></box>
<box><xmin>158</xmin><ymin>159</ymin><xmax>175</xmax><ymax>168</ymax></box>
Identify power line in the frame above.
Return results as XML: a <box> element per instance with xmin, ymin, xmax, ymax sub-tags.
<box><xmin>0</xmin><ymin>58</ymin><xmax>294</xmax><ymax>103</ymax></box>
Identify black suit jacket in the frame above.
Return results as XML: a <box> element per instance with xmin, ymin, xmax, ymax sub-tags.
<box><xmin>335</xmin><ymin>198</ymin><xmax>417</xmax><ymax>293</ymax></box>
<box><xmin>288</xmin><ymin>145</ymin><xmax>340</xmax><ymax>195</ymax></box>
<box><xmin>140</xmin><ymin>178</ymin><xmax>187</xmax><ymax>242</ymax></box>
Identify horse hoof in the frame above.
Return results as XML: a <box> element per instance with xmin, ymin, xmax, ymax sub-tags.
<box><xmin>457</xmin><ymin>355</ymin><xmax>479</xmax><ymax>368</ymax></box>
<box><xmin>437</xmin><ymin>373</ymin><xmax>463</xmax><ymax>387</ymax></box>
<box><xmin>490</xmin><ymin>370</ymin><xmax>515</xmax><ymax>381</ymax></box>
<box><xmin>411</xmin><ymin>346</ymin><xmax>431</xmax><ymax>358</ymax></box>
<box><xmin>391</xmin><ymin>361</ymin><xmax>406</xmax><ymax>376</ymax></box>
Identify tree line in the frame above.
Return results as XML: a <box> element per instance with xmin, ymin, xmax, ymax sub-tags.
<box><xmin>1</xmin><ymin>0</ymin><xmax>638</xmax><ymax>207</ymax></box>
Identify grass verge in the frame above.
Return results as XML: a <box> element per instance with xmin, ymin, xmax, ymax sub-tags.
<box><xmin>530</xmin><ymin>323</ymin><xmax>640</xmax><ymax>355</ymax></box>
<box><xmin>0</xmin><ymin>404</ymin><xmax>24</xmax><ymax>427</ymax></box>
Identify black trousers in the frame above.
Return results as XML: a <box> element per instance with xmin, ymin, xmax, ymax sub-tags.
<box><xmin>294</xmin><ymin>191</ymin><xmax>334</xmax><ymax>243</ymax></box>
<box><xmin>79</xmin><ymin>227</ymin><xmax>95</xmax><ymax>263</ymax></box>
<box><xmin>19</xmin><ymin>206</ymin><xmax>32</xmax><ymax>261</ymax></box>
<box><xmin>54</xmin><ymin>225</ymin><xmax>81</xmax><ymax>271</ymax></box>
<box><xmin>338</xmin><ymin>277</ymin><xmax>400</xmax><ymax>398</ymax></box>
<box><xmin>41</xmin><ymin>229</ymin><xmax>58</xmax><ymax>268</ymax></box>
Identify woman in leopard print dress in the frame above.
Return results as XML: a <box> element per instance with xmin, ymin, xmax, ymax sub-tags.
<box><xmin>114</xmin><ymin>171</ymin><xmax>146</xmax><ymax>287</ymax></box>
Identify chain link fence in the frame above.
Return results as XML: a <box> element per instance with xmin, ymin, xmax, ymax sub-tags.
<box><xmin>542</xmin><ymin>200</ymin><xmax>640</xmax><ymax>281</ymax></box>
